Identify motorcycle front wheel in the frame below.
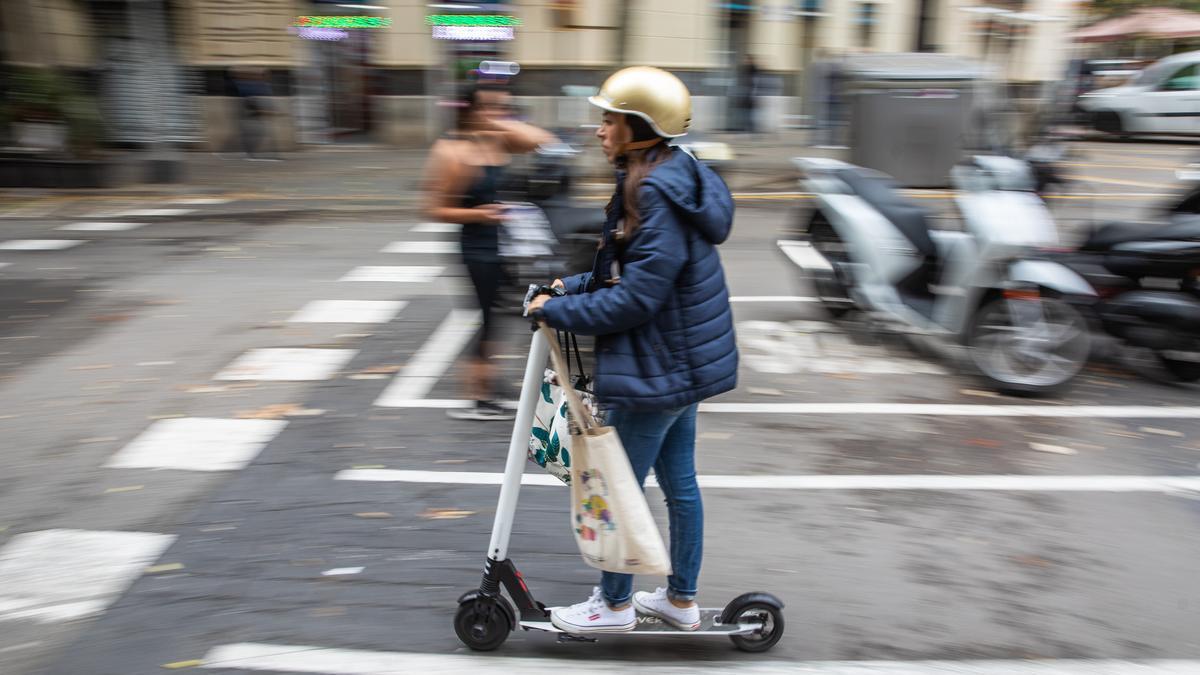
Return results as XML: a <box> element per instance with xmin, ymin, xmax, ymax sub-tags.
<box><xmin>968</xmin><ymin>295</ymin><xmax>1091</xmax><ymax>396</ymax></box>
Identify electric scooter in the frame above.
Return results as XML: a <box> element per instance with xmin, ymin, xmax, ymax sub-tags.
<box><xmin>453</xmin><ymin>285</ymin><xmax>786</xmax><ymax>653</ymax></box>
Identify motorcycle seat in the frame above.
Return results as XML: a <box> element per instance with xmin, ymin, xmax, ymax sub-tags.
<box><xmin>1083</xmin><ymin>218</ymin><xmax>1200</xmax><ymax>251</ymax></box>
<box><xmin>833</xmin><ymin>167</ymin><xmax>938</xmax><ymax>260</ymax></box>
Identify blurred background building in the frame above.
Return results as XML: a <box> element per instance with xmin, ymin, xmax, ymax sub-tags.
<box><xmin>0</xmin><ymin>0</ymin><xmax>1088</xmax><ymax>155</ymax></box>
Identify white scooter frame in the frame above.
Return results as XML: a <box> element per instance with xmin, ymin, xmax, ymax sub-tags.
<box><xmin>452</xmin><ymin>288</ymin><xmax>785</xmax><ymax>652</ymax></box>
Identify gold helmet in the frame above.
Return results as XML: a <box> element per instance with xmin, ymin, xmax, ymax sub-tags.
<box><xmin>588</xmin><ymin>66</ymin><xmax>691</xmax><ymax>138</ymax></box>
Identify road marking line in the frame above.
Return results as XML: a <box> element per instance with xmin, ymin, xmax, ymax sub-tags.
<box><xmin>700</xmin><ymin>403</ymin><xmax>1200</xmax><ymax>417</ymax></box>
<box><xmin>215</xmin><ymin>348</ymin><xmax>358</xmax><ymax>381</ymax></box>
<box><xmin>378</xmin><ymin>399</ymin><xmax>1200</xmax><ymax>418</ymax></box>
<box><xmin>381</xmin><ymin>241</ymin><xmax>458</xmax><ymax>254</ymax></box>
<box><xmin>171</xmin><ymin>197</ymin><xmax>233</xmax><ymax>206</ymax></box>
<box><xmin>1066</xmin><ymin>174</ymin><xmax>1174</xmax><ymax>189</ymax></box>
<box><xmin>289</xmin><ymin>300</ymin><xmax>407</xmax><ymax>324</ymax></box>
<box><xmin>338</xmin><ymin>266</ymin><xmax>443</xmax><ymax>283</ymax></box>
<box><xmin>201</xmin><ymin>643</ymin><xmax>1200</xmax><ymax>673</ymax></box>
<box><xmin>374</xmin><ymin>309</ymin><xmax>481</xmax><ymax>406</ymax></box>
<box><xmin>0</xmin><ymin>530</ymin><xmax>175</xmax><ymax>623</ymax></box>
<box><xmin>56</xmin><ymin>221</ymin><xmax>144</xmax><ymax>232</ymax></box>
<box><xmin>334</xmin><ymin>469</ymin><xmax>1200</xmax><ymax>493</ymax></box>
<box><xmin>107</xmin><ymin>208</ymin><xmax>194</xmax><ymax>217</ymax></box>
<box><xmin>730</xmin><ymin>296</ymin><xmax>817</xmax><ymax>303</ymax></box>
<box><xmin>105</xmin><ymin>418</ymin><xmax>287</xmax><ymax>472</ymax></box>
<box><xmin>410</xmin><ymin>222</ymin><xmax>460</xmax><ymax>233</ymax></box>
<box><xmin>0</xmin><ymin>239</ymin><xmax>85</xmax><ymax>251</ymax></box>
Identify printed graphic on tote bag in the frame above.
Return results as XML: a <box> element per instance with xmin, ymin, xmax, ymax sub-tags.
<box><xmin>528</xmin><ymin>369</ymin><xmax>600</xmax><ymax>486</ymax></box>
<box><xmin>574</xmin><ymin>469</ymin><xmax>614</xmax><ymax>542</ymax></box>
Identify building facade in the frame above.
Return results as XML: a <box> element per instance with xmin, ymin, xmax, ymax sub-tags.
<box><xmin>1</xmin><ymin>1</ymin><xmax>1084</xmax><ymax>150</ymax></box>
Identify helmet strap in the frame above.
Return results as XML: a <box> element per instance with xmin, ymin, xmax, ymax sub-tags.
<box><xmin>616</xmin><ymin>137</ymin><xmax>664</xmax><ymax>161</ymax></box>
<box><xmin>623</xmin><ymin>138</ymin><xmax>663</xmax><ymax>152</ymax></box>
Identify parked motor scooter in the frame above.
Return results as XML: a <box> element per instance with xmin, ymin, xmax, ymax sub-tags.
<box><xmin>1039</xmin><ymin>217</ymin><xmax>1200</xmax><ymax>382</ymax></box>
<box><xmin>778</xmin><ymin>155</ymin><xmax>1096</xmax><ymax>395</ymax></box>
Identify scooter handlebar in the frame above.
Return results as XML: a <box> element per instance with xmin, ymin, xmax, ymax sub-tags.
<box><xmin>522</xmin><ymin>283</ymin><xmax>566</xmax><ymax>325</ymax></box>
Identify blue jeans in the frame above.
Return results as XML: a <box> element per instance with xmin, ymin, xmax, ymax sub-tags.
<box><xmin>599</xmin><ymin>403</ymin><xmax>703</xmax><ymax>606</ymax></box>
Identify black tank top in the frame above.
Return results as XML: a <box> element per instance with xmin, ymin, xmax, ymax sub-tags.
<box><xmin>460</xmin><ymin>164</ymin><xmax>502</xmax><ymax>262</ymax></box>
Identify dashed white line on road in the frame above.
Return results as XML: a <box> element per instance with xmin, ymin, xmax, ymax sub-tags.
<box><xmin>700</xmin><ymin>403</ymin><xmax>1200</xmax><ymax>417</ymax></box>
<box><xmin>56</xmin><ymin>221</ymin><xmax>144</xmax><ymax>232</ymax></box>
<box><xmin>105</xmin><ymin>418</ymin><xmax>287</xmax><ymax>472</ymax></box>
<box><xmin>215</xmin><ymin>348</ymin><xmax>358</xmax><ymax>381</ymax></box>
<box><xmin>729</xmin><ymin>296</ymin><xmax>816</xmax><ymax>303</ymax></box>
<box><xmin>0</xmin><ymin>262</ymin><xmax>10</xmax><ymax>269</ymax></box>
<box><xmin>411</xmin><ymin>222</ymin><xmax>460</xmax><ymax>233</ymax></box>
<box><xmin>339</xmin><ymin>266</ymin><xmax>444</xmax><ymax>283</ymax></box>
<box><xmin>335</xmin><ymin>469</ymin><xmax>1200</xmax><ymax>493</ymax></box>
<box><xmin>0</xmin><ymin>529</ymin><xmax>174</xmax><ymax>623</ymax></box>
<box><xmin>289</xmin><ymin>300</ymin><xmax>407</xmax><ymax>324</ymax></box>
<box><xmin>374</xmin><ymin>309</ymin><xmax>481</xmax><ymax>406</ymax></box>
<box><xmin>0</xmin><ymin>239</ymin><xmax>85</xmax><ymax>251</ymax></box>
<box><xmin>107</xmin><ymin>208</ymin><xmax>194</xmax><ymax>217</ymax></box>
<box><xmin>200</xmin><ymin>643</ymin><xmax>1200</xmax><ymax>674</ymax></box>
<box><xmin>380</xmin><ymin>241</ymin><xmax>458</xmax><ymax>254</ymax></box>
<box><xmin>172</xmin><ymin>197</ymin><xmax>232</xmax><ymax>205</ymax></box>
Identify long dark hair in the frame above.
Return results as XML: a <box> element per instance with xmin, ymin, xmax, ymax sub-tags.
<box><xmin>610</xmin><ymin>114</ymin><xmax>670</xmax><ymax>243</ymax></box>
<box><xmin>455</xmin><ymin>83</ymin><xmax>506</xmax><ymax>131</ymax></box>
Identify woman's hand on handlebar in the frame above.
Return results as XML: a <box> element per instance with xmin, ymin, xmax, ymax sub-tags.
<box><xmin>527</xmin><ymin>293</ymin><xmax>550</xmax><ymax>315</ymax></box>
<box><xmin>551</xmin><ymin>279</ymin><xmax>565</xmax><ymax>290</ymax></box>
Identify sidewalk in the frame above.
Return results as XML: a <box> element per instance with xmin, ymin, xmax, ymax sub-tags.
<box><xmin>0</xmin><ymin>131</ymin><xmax>816</xmax><ymax>222</ymax></box>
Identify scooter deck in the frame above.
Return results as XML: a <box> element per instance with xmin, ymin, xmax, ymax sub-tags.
<box><xmin>521</xmin><ymin>608</ymin><xmax>762</xmax><ymax>637</ymax></box>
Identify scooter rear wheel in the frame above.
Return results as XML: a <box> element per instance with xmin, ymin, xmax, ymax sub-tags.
<box><xmin>454</xmin><ymin>597</ymin><xmax>513</xmax><ymax>651</ymax></box>
<box><xmin>807</xmin><ymin>214</ymin><xmax>853</xmax><ymax>318</ymax></box>
<box><xmin>726</xmin><ymin>601</ymin><xmax>785</xmax><ymax>653</ymax></box>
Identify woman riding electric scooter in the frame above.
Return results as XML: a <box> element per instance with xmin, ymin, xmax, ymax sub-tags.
<box><xmin>526</xmin><ymin>66</ymin><xmax>737</xmax><ymax>633</ymax></box>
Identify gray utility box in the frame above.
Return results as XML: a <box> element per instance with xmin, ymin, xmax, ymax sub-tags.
<box><xmin>843</xmin><ymin>54</ymin><xmax>988</xmax><ymax>188</ymax></box>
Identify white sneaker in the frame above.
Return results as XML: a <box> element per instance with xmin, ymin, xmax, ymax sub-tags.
<box><xmin>550</xmin><ymin>587</ymin><xmax>635</xmax><ymax>633</ymax></box>
<box><xmin>632</xmin><ymin>587</ymin><xmax>701</xmax><ymax>631</ymax></box>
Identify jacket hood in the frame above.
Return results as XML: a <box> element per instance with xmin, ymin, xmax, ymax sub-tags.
<box><xmin>639</xmin><ymin>147</ymin><xmax>734</xmax><ymax>244</ymax></box>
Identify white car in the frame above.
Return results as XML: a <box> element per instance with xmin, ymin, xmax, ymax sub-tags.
<box><xmin>1078</xmin><ymin>50</ymin><xmax>1200</xmax><ymax>137</ymax></box>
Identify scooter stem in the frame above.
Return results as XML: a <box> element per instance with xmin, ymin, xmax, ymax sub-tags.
<box><xmin>486</xmin><ymin>328</ymin><xmax>550</xmax><ymax>562</ymax></box>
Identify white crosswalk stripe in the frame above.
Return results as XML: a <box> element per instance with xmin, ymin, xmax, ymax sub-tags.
<box><xmin>215</xmin><ymin>348</ymin><xmax>358</xmax><ymax>381</ymax></box>
<box><xmin>289</xmin><ymin>300</ymin><xmax>407</xmax><ymax>324</ymax></box>
<box><xmin>0</xmin><ymin>530</ymin><xmax>174</xmax><ymax>624</ymax></box>
<box><xmin>105</xmin><ymin>418</ymin><xmax>287</xmax><ymax>472</ymax></box>
<box><xmin>200</xmin><ymin>643</ymin><xmax>1200</xmax><ymax>674</ymax></box>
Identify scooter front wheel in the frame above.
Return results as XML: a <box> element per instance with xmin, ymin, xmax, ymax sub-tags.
<box><xmin>454</xmin><ymin>596</ymin><xmax>513</xmax><ymax>651</ymax></box>
<box><xmin>968</xmin><ymin>294</ymin><xmax>1090</xmax><ymax>396</ymax></box>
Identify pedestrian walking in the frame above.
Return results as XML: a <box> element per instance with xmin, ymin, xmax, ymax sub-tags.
<box><xmin>230</xmin><ymin>67</ymin><xmax>278</xmax><ymax>160</ymax></box>
<box><xmin>423</xmin><ymin>84</ymin><xmax>555</xmax><ymax>420</ymax></box>
<box><xmin>525</xmin><ymin>66</ymin><xmax>738</xmax><ymax>633</ymax></box>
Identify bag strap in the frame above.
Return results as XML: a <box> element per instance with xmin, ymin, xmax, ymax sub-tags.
<box><xmin>539</xmin><ymin>324</ymin><xmax>597</xmax><ymax>432</ymax></box>
<box><xmin>570</xmin><ymin>332</ymin><xmax>586</xmax><ymax>381</ymax></box>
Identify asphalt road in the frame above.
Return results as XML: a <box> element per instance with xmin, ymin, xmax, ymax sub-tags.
<box><xmin>1</xmin><ymin>141</ymin><xmax>1198</xmax><ymax>674</ymax></box>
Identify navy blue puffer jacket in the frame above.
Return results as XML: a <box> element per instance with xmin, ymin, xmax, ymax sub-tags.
<box><xmin>539</xmin><ymin>147</ymin><xmax>738</xmax><ymax>409</ymax></box>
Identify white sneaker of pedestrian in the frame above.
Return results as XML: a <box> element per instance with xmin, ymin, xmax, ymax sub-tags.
<box><xmin>632</xmin><ymin>587</ymin><xmax>701</xmax><ymax>631</ymax></box>
<box><xmin>550</xmin><ymin>587</ymin><xmax>635</xmax><ymax>633</ymax></box>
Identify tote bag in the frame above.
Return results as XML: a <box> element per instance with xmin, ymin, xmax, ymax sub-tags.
<box><xmin>541</xmin><ymin>325</ymin><xmax>671</xmax><ymax>576</ymax></box>
<box><xmin>528</xmin><ymin>333</ymin><xmax>598</xmax><ymax>485</ymax></box>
